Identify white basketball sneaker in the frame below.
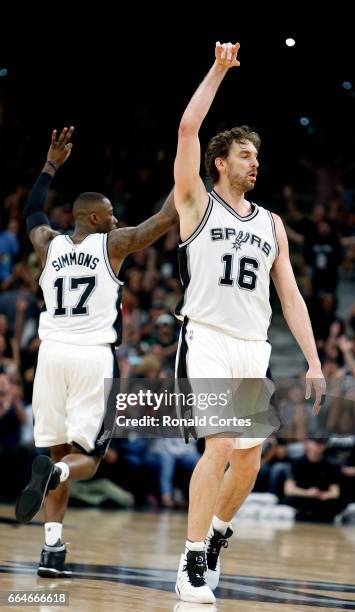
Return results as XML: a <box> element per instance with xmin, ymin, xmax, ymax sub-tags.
<box><xmin>205</xmin><ymin>525</ymin><xmax>233</xmax><ymax>591</ymax></box>
<box><xmin>175</xmin><ymin>549</ymin><xmax>216</xmax><ymax>604</ymax></box>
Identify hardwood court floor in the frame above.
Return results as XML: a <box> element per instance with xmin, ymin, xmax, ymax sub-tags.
<box><xmin>0</xmin><ymin>504</ymin><xmax>355</xmax><ymax>611</ymax></box>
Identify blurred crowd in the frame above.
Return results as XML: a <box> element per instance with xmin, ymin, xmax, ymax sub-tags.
<box><xmin>1</xmin><ymin>148</ymin><xmax>355</xmax><ymax>523</ymax></box>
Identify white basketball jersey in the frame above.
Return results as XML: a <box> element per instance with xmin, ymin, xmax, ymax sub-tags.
<box><xmin>39</xmin><ymin>233</ymin><xmax>123</xmax><ymax>345</ymax></box>
<box><xmin>176</xmin><ymin>189</ymin><xmax>279</xmax><ymax>340</ymax></box>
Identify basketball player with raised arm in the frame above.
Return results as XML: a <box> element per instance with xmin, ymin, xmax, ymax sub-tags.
<box><xmin>15</xmin><ymin>127</ymin><xmax>178</xmax><ymax>577</ymax></box>
<box><xmin>174</xmin><ymin>42</ymin><xmax>326</xmax><ymax>604</ymax></box>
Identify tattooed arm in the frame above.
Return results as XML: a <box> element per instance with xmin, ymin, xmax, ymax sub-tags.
<box><xmin>107</xmin><ymin>189</ymin><xmax>178</xmax><ymax>271</ymax></box>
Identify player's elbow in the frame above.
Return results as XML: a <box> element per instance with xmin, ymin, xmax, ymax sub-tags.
<box><xmin>178</xmin><ymin>119</ymin><xmax>199</xmax><ymax>138</ymax></box>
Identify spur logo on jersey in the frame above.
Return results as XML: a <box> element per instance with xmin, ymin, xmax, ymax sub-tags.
<box><xmin>231</xmin><ymin>231</ymin><xmax>251</xmax><ymax>251</ymax></box>
<box><xmin>52</xmin><ymin>252</ymin><xmax>100</xmax><ymax>272</ymax></box>
<box><xmin>210</xmin><ymin>227</ymin><xmax>272</xmax><ymax>256</ymax></box>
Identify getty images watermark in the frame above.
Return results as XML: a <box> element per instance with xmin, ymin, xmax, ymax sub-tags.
<box><xmin>115</xmin><ymin>388</ymin><xmax>252</xmax><ymax>429</ymax></box>
<box><xmin>103</xmin><ymin>376</ymin><xmax>354</xmax><ymax>442</ymax></box>
<box><xmin>104</xmin><ymin>378</ymin><xmax>279</xmax><ymax>440</ymax></box>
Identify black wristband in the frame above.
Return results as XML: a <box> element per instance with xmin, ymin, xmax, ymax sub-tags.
<box><xmin>47</xmin><ymin>160</ymin><xmax>60</xmax><ymax>171</ymax></box>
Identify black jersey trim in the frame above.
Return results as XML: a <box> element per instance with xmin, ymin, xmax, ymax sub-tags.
<box><xmin>38</xmin><ymin>236</ymin><xmax>58</xmax><ymax>286</ymax></box>
<box><xmin>211</xmin><ymin>189</ymin><xmax>259</xmax><ymax>222</ymax></box>
<box><xmin>178</xmin><ymin>196</ymin><xmax>213</xmax><ymax>248</ymax></box>
<box><xmin>102</xmin><ymin>234</ymin><xmax>124</xmax><ymax>285</ymax></box>
<box><xmin>267</xmin><ymin>211</ymin><xmax>280</xmax><ymax>257</ymax></box>
<box><xmin>175</xmin><ymin>243</ymin><xmax>191</xmax><ymax>318</ymax></box>
<box><xmin>112</xmin><ymin>285</ymin><xmax>123</xmax><ymax>347</ymax></box>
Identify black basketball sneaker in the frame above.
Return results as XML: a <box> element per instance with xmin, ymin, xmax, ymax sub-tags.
<box><xmin>15</xmin><ymin>455</ymin><xmax>61</xmax><ymax>523</ymax></box>
<box><xmin>38</xmin><ymin>540</ymin><xmax>72</xmax><ymax>578</ymax></box>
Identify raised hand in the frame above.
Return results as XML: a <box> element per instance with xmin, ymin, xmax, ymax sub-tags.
<box><xmin>47</xmin><ymin>126</ymin><xmax>75</xmax><ymax>167</ymax></box>
<box><xmin>215</xmin><ymin>41</ymin><xmax>241</xmax><ymax>68</ymax></box>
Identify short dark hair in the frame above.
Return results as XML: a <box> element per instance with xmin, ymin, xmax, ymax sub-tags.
<box><xmin>74</xmin><ymin>192</ymin><xmax>107</xmax><ymax>206</ymax></box>
<box><xmin>204</xmin><ymin>125</ymin><xmax>261</xmax><ymax>183</ymax></box>
<box><xmin>73</xmin><ymin>192</ymin><xmax>108</xmax><ymax>215</ymax></box>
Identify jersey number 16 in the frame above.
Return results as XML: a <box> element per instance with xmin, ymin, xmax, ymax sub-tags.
<box><xmin>220</xmin><ymin>255</ymin><xmax>259</xmax><ymax>291</ymax></box>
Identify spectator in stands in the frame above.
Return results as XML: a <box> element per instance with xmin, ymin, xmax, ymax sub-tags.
<box><xmin>146</xmin><ymin>438</ymin><xmax>201</xmax><ymax>508</ymax></box>
<box><xmin>340</xmin><ymin>446</ymin><xmax>355</xmax><ymax>504</ymax></box>
<box><xmin>304</xmin><ymin>221</ymin><xmax>343</xmax><ymax>297</ymax></box>
<box><xmin>338</xmin><ymin>336</ymin><xmax>355</xmax><ymax>378</ymax></box>
<box><xmin>254</xmin><ymin>437</ymin><xmax>291</xmax><ymax>498</ymax></box>
<box><xmin>284</xmin><ymin>438</ymin><xmax>343</xmax><ymax>522</ymax></box>
<box><xmin>148</xmin><ymin>314</ymin><xmax>178</xmax><ymax>372</ymax></box>
<box><xmin>0</xmin><ymin>219</ymin><xmax>20</xmax><ymax>282</ymax></box>
<box><xmin>278</xmin><ymin>384</ymin><xmax>317</xmax><ymax>441</ymax></box>
<box><xmin>0</xmin><ymin>314</ymin><xmax>13</xmax><ymax>358</ymax></box>
<box><xmin>0</xmin><ymin>373</ymin><xmax>36</xmax><ymax>501</ymax></box>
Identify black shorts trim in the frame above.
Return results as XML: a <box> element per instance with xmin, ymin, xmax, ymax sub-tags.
<box><xmin>91</xmin><ymin>347</ymin><xmax>120</xmax><ymax>457</ymax></box>
<box><xmin>175</xmin><ymin>317</ymin><xmax>197</xmax><ymax>443</ymax></box>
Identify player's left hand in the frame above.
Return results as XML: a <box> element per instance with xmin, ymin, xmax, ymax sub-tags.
<box><xmin>305</xmin><ymin>367</ymin><xmax>326</xmax><ymax>415</ymax></box>
<box><xmin>47</xmin><ymin>126</ymin><xmax>75</xmax><ymax>167</ymax></box>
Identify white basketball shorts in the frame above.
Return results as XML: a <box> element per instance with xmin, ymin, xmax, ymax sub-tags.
<box><xmin>32</xmin><ymin>340</ymin><xmax>116</xmax><ymax>454</ymax></box>
<box><xmin>175</xmin><ymin>319</ymin><xmax>276</xmax><ymax>449</ymax></box>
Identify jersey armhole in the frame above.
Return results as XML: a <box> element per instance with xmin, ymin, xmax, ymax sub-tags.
<box><xmin>178</xmin><ymin>196</ymin><xmax>213</xmax><ymax>248</ymax></box>
<box><xmin>38</xmin><ymin>236</ymin><xmax>57</xmax><ymax>286</ymax></box>
<box><xmin>268</xmin><ymin>211</ymin><xmax>280</xmax><ymax>258</ymax></box>
<box><xmin>102</xmin><ymin>234</ymin><xmax>124</xmax><ymax>285</ymax></box>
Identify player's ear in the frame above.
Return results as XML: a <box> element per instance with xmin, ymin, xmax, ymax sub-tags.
<box><xmin>215</xmin><ymin>157</ymin><xmax>225</xmax><ymax>173</ymax></box>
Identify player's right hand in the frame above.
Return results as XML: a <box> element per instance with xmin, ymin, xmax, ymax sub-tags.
<box><xmin>215</xmin><ymin>41</ymin><xmax>241</xmax><ymax>68</ymax></box>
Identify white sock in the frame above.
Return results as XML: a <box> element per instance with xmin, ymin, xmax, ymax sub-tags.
<box><xmin>185</xmin><ymin>540</ymin><xmax>205</xmax><ymax>552</ymax></box>
<box><xmin>212</xmin><ymin>515</ymin><xmax>229</xmax><ymax>535</ymax></box>
<box><xmin>45</xmin><ymin>522</ymin><xmax>62</xmax><ymax>546</ymax></box>
<box><xmin>55</xmin><ymin>461</ymin><xmax>70</xmax><ymax>482</ymax></box>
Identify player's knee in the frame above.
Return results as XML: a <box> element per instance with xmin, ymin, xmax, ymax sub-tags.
<box><xmin>241</xmin><ymin>455</ymin><xmax>261</xmax><ymax>482</ymax></box>
<box><xmin>205</xmin><ymin>437</ymin><xmax>235</xmax><ymax>461</ymax></box>
<box><xmin>231</xmin><ymin>446</ymin><xmax>262</xmax><ymax>481</ymax></box>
